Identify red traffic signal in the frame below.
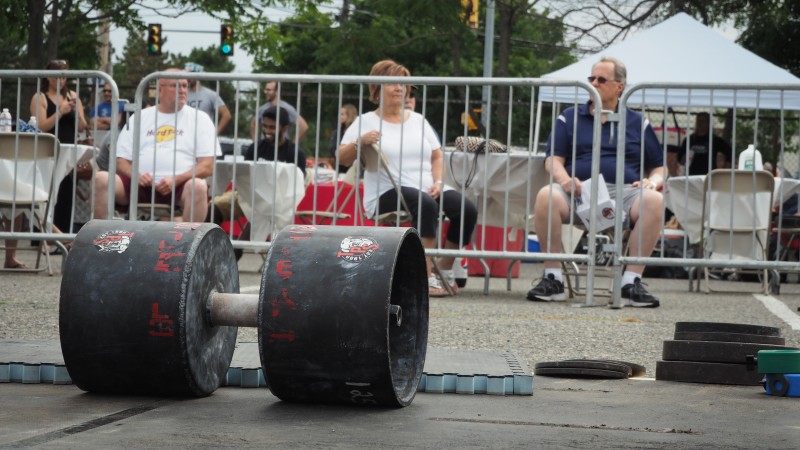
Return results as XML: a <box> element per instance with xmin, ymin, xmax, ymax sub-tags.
<box><xmin>220</xmin><ymin>25</ymin><xmax>234</xmax><ymax>56</ymax></box>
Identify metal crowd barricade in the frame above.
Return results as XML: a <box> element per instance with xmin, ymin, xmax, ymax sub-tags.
<box><xmin>0</xmin><ymin>69</ymin><xmax>119</xmax><ymax>273</ymax></box>
<box><xmin>616</xmin><ymin>82</ymin><xmax>800</xmax><ymax>300</ymax></box>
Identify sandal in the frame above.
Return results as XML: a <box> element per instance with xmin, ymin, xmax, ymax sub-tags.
<box><xmin>4</xmin><ymin>261</ymin><xmax>31</xmax><ymax>270</ymax></box>
<box><xmin>428</xmin><ymin>276</ymin><xmax>450</xmax><ymax>298</ymax></box>
<box><xmin>440</xmin><ymin>270</ymin><xmax>459</xmax><ymax>295</ymax></box>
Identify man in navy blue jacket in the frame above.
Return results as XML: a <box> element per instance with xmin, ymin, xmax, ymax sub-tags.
<box><xmin>528</xmin><ymin>56</ymin><xmax>666</xmax><ymax>307</ymax></box>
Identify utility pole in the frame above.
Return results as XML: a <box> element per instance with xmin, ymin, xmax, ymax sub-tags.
<box><xmin>481</xmin><ymin>0</ymin><xmax>495</xmax><ymax>134</ymax></box>
<box><xmin>97</xmin><ymin>15</ymin><xmax>111</xmax><ymax>74</ymax></box>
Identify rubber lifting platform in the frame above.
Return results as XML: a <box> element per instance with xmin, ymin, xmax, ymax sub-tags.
<box><xmin>1</xmin><ymin>340</ymin><xmax>533</xmax><ymax>396</ymax></box>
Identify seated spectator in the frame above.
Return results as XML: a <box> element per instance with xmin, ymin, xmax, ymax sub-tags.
<box><xmin>674</xmin><ymin>112</ymin><xmax>732</xmax><ymax>175</ymax></box>
<box><xmin>244</xmin><ymin>105</ymin><xmax>307</xmax><ymax>175</ymax></box>
<box><xmin>93</xmin><ymin>68</ymin><xmax>220</xmax><ymax>222</ymax></box>
<box><xmin>249</xmin><ymin>80</ymin><xmax>308</xmax><ymax>145</ymax></box>
<box><xmin>337</xmin><ymin>59</ymin><xmax>478</xmax><ymax>297</ymax></box>
<box><xmin>89</xmin><ymin>83</ymin><xmax>124</xmax><ymax>131</ymax></box>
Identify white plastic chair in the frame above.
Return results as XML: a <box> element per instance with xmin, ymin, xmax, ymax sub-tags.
<box><xmin>699</xmin><ymin>169</ymin><xmax>775</xmax><ymax>294</ymax></box>
<box><xmin>0</xmin><ymin>132</ymin><xmax>60</xmax><ymax>274</ymax></box>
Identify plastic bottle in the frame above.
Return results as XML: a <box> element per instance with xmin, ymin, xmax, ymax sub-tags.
<box><xmin>738</xmin><ymin>144</ymin><xmax>763</xmax><ymax>170</ymax></box>
<box><xmin>0</xmin><ymin>108</ymin><xmax>12</xmax><ymax>132</ymax></box>
<box><xmin>28</xmin><ymin>115</ymin><xmax>38</xmax><ymax>130</ymax></box>
<box><xmin>453</xmin><ymin>257</ymin><xmax>468</xmax><ymax>288</ymax></box>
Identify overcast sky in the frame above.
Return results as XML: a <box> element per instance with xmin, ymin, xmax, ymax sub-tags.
<box><xmin>109</xmin><ymin>2</ymin><xmax>738</xmax><ymax>75</ymax></box>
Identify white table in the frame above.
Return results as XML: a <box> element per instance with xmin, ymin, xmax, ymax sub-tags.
<box><xmin>443</xmin><ymin>151</ymin><xmax>547</xmax><ymax>229</ymax></box>
<box><xmin>0</xmin><ymin>142</ymin><xmax>93</xmax><ymax>225</ymax></box>
<box><xmin>213</xmin><ymin>159</ymin><xmax>305</xmax><ymax>243</ymax></box>
<box><xmin>666</xmin><ymin>174</ymin><xmax>800</xmax><ymax>245</ymax></box>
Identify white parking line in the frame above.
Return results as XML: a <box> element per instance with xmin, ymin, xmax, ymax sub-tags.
<box><xmin>753</xmin><ymin>294</ymin><xmax>800</xmax><ymax>330</ymax></box>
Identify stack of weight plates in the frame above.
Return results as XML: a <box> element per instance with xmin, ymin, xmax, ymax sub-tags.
<box><xmin>656</xmin><ymin>322</ymin><xmax>797</xmax><ymax>386</ymax></box>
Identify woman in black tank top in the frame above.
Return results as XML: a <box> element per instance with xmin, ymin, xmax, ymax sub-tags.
<box><xmin>29</xmin><ymin>59</ymin><xmax>88</xmax><ymax>235</ymax></box>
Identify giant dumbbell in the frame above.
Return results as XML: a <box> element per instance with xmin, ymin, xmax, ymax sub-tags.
<box><xmin>59</xmin><ymin>220</ymin><xmax>429</xmax><ymax>407</ymax></box>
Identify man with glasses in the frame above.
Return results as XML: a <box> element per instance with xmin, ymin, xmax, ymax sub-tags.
<box><xmin>527</xmin><ymin>56</ymin><xmax>666</xmax><ymax>308</ymax></box>
<box><xmin>93</xmin><ymin>68</ymin><xmax>220</xmax><ymax>222</ymax></box>
<box><xmin>249</xmin><ymin>80</ymin><xmax>308</xmax><ymax>145</ymax></box>
<box><xmin>89</xmin><ymin>83</ymin><xmax>124</xmax><ymax>131</ymax></box>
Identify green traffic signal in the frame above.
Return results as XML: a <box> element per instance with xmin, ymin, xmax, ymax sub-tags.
<box><xmin>220</xmin><ymin>25</ymin><xmax>234</xmax><ymax>56</ymax></box>
<box><xmin>147</xmin><ymin>24</ymin><xmax>162</xmax><ymax>56</ymax></box>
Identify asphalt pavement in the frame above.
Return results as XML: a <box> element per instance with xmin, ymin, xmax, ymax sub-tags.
<box><xmin>1</xmin><ymin>250</ymin><xmax>799</xmax><ymax>449</ymax></box>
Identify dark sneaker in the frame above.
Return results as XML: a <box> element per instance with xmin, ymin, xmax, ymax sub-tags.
<box><xmin>527</xmin><ymin>274</ymin><xmax>566</xmax><ymax>302</ymax></box>
<box><xmin>620</xmin><ymin>278</ymin><xmax>660</xmax><ymax>308</ymax></box>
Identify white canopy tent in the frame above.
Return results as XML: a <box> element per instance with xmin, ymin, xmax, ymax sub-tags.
<box><xmin>539</xmin><ymin>13</ymin><xmax>800</xmax><ymax>110</ymax></box>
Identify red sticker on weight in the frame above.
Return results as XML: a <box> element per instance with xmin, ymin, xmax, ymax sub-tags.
<box><xmin>337</xmin><ymin>237</ymin><xmax>379</xmax><ymax>263</ymax></box>
<box><xmin>93</xmin><ymin>230</ymin><xmax>135</xmax><ymax>254</ymax></box>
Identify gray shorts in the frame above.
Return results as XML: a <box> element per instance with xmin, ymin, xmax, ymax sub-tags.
<box><xmin>547</xmin><ymin>182</ymin><xmax>643</xmax><ymax>229</ymax></box>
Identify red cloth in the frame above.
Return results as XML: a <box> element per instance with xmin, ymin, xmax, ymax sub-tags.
<box><xmin>294</xmin><ymin>181</ymin><xmax>374</xmax><ymax>226</ymax></box>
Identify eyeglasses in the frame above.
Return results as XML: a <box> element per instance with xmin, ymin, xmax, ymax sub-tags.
<box><xmin>102</xmin><ymin>90</ymin><xmax>112</xmax><ymax>93</ymax></box>
<box><xmin>587</xmin><ymin>76</ymin><xmax>615</xmax><ymax>84</ymax></box>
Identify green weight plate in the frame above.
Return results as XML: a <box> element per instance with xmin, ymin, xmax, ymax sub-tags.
<box><xmin>757</xmin><ymin>350</ymin><xmax>800</xmax><ymax>374</ymax></box>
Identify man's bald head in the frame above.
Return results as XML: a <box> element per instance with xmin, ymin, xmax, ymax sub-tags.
<box><xmin>157</xmin><ymin>68</ymin><xmax>188</xmax><ymax>113</ymax></box>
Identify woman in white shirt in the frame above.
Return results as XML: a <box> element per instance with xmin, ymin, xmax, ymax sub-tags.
<box><xmin>338</xmin><ymin>59</ymin><xmax>477</xmax><ymax>297</ymax></box>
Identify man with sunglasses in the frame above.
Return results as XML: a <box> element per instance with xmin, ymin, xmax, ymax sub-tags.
<box><xmin>89</xmin><ymin>83</ymin><xmax>124</xmax><ymax>131</ymax></box>
<box><xmin>527</xmin><ymin>56</ymin><xmax>666</xmax><ymax>308</ymax></box>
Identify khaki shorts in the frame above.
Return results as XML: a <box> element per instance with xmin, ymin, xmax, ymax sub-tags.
<box><xmin>546</xmin><ymin>182</ymin><xmax>645</xmax><ymax>230</ymax></box>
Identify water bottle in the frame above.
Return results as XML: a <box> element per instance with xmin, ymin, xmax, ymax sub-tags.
<box><xmin>28</xmin><ymin>116</ymin><xmax>38</xmax><ymax>130</ymax></box>
<box><xmin>0</xmin><ymin>108</ymin><xmax>12</xmax><ymax>132</ymax></box>
<box><xmin>453</xmin><ymin>257</ymin><xmax>468</xmax><ymax>288</ymax></box>
<box><xmin>738</xmin><ymin>144</ymin><xmax>763</xmax><ymax>170</ymax></box>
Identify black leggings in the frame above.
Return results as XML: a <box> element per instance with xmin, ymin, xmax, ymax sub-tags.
<box><xmin>377</xmin><ymin>187</ymin><xmax>477</xmax><ymax>247</ymax></box>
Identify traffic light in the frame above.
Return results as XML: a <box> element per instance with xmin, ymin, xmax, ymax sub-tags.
<box><xmin>220</xmin><ymin>25</ymin><xmax>234</xmax><ymax>56</ymax></box>
<box><xmin>461</xmin><ymin>0</ymin><xmax>479</xmax><ymax>30</ymax></box>
<box><xmin>147</xmin><ymin>24</ymin><xmax>162</xmax><ymax>56</ymax></box>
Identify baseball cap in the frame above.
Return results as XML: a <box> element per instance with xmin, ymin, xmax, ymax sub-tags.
<box><xmin>184</xmin><ymin>62</ymin><xmax>204</xmax><ymax>73</ymax></box>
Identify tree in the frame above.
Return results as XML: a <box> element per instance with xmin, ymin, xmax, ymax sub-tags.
<box><xmin>231</xmin><ymin>0</ymin><xmax>575</xmax><ymax>145</ymax></box>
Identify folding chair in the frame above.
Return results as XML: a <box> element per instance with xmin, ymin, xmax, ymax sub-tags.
<box><xmin>560</xmin><ymin>224</ymin><xmax>629</xmax><ymax>301</ymax></box>
<box><xmin>360</xmin><ymin>143</ymin><xmax>455</xmax><ymax>295</ymax></box>
<box><xmin>699</xmin><ymin>169</ymin><xmax>775</xmax><ymax>294</ymax></box>
<box><xmin>0</xmin><ymin>132</ymin><xmax>60</xmax><ymax>274</ymax></box>
<box><xmin>294</xmin><ymin>168</ymin><xmax>355</xmax><ymax>226</ymax></box>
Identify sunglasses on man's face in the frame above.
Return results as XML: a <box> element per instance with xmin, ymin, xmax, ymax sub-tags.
<box><xmin>587</xmin><ymin>76</ymin><xmax>615</xmax><ymax>84</ymax></box>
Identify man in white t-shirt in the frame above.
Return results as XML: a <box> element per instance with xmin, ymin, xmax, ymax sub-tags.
<box><xmin>93</xmin><ymin>69</ymin><xmax>220</xmax><ymax>222</ymax></box>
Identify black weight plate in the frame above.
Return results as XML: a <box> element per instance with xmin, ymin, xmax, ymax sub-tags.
<box><xmin>259</xmin><ymin>225</ymin><xmax>428</xmax><ymax>407</ymax></box>
<box><xmin>60</xmin><ymin>220</ymin><xmax>238</xmax><ymax>397</ymax></box>
<box><xmin>655</xmin><ymin>360</ymin><xmax>763</xmax><ymax>385</ymax></box>
<box><xmin>580</xmin><ymin>359</ymin><xmax>647</xmax><ymax>377</ymax></box>
<box><xmin>535</xmin><ymin>367</ymin><xmax>629</xmax><ymax>379</ymax></box>
<box><xmin>673</xmin><ymin>331</ymin><xmax>786</xmax><ymax>345</ymax></box>
<box><xmin>674</xmin><ymin>322</ymin><xmax>781</xmax><ymax>337</ymax></box>
<box><xmin>535</xmin><ymin>360</ymin><xmax>631</xmax><ymax>377</ymax></box>
<box><xmin>662</xmin><ymin>340</ymin><xmax>795</xmax><ymax>364</ymax></box>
